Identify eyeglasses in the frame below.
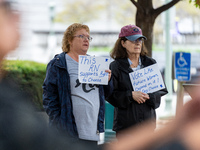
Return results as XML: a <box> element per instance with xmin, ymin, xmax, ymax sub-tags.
<box><xmin>74</xmin><ymin>35</ymin><xmax>93</xmax><ymax>42</ymax></box>
<box><xmin>129</xmin><ymin>38</ymin><xmax>143</xmax><ymax>44</ymax></box>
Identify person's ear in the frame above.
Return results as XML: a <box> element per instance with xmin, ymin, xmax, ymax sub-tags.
<box><xmin>121</xmin><ymin>40</ymin><xmax>125</xmax><ymax>48</ymax></box>
<box><xmin>68</xmin><ymin>39</ymin><xmax>73</xmax><ymax>47</ymax></box>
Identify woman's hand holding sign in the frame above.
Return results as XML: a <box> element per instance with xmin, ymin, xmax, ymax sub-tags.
<box><xmin>105</xmin><ymin>69</ymin><xmax>112</xmax><ymax>82</ymax></box>
<box><xmin>132</xmin><ymin>91</ymin><xmax>149</xmax><ymax>104</ymax></box>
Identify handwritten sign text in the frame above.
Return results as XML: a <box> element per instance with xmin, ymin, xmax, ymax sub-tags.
<box><xmin>129</xmin><ymin>64</ymin><xmax>165</xmax><ymax>93</ymax></box>
<box><xmin>78</xmin><ymin>55</ymin><xmax>110</xmax><ymax>85</ymax></box>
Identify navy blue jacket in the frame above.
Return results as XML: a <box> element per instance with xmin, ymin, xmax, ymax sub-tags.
<box><xmin>43</xmin><ymin>52</ymin><xmax>113</xmax><ymax>139</ymax></box>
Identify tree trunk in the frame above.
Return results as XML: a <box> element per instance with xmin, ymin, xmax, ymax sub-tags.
<box><xmin>135</xmin><ymin>0</ymin><xmax>156</xmax><ymax>57</ymax></box>
<box><xmin>131</xmin><ymin>0</ymin><xmax>181</xmax><ymax>57</ymax></box>
<box><xmin>136</xmin><ymin>12</ymin><xmax>156</xmax><ymax>57</ymax></box>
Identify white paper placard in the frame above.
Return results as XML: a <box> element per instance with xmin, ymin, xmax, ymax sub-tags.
<box><xmin>129</xmin><ymin>64</ymin><xmax>165</xmax><ymax>93</ymax></box>
<box><xmin>78</xmin><ymin>55</ymin><xmax>110</xmax><ymax>85</ymax></box>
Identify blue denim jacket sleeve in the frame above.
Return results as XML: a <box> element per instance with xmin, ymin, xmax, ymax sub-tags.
<box><xmin>43</xmin><ymin>59</ymin><xmax>61</xmax><ymax>126</ymax></box>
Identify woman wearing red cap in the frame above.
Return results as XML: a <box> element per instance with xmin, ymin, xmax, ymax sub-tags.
<box><xmin>107</xmin><ymin>24</ymin><xmax>168</xmax><ymax>137</ymax></box>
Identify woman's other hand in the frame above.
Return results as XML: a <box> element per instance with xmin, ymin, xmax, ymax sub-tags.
<box><xmin>132</xmin><ymin>91</ymin><xmax>149</xmax><ymax>104</ymax></box>
<box><xmin>105</xmin><ymin>69</ymin><xmax>112</xmax><ymax>82</ymax></box>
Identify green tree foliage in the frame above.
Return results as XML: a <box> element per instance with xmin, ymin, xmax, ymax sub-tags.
<box><xmin>177</xmin><ymin>1</ymin><xmax>200</xmax><ymax>17</ymax></box>
<box><xmin>106</xmin><ymin>0</ymin><xmax>136</xmax><ymax>26</ymax></box>
<box><xmin>54</xmin><ymin>0</ymin><xmax>200</xmax><ymax>56</ymax></box>
<box><xmin>129</xmin><ymin>0</ymin><xmax>200</xmax><ymax>56</ymax></box>
<box><xmin>189</xmin><ymin>0</ymin><xmax>200</xmax><ymax>8</ymax></box>
<box><xmin>54</xmin><ymin>0</ymin><xmax>105</xmax><ymax>23</ymax></box>
<box><xmin>176</xmin><ymin>0</ymin><xmax>200</xmax><ymax>33</ymax></box>
<box><xmin>1</xmin><ymin>60</ymin><xmax>47</xmax><ymax>110</ymax></box>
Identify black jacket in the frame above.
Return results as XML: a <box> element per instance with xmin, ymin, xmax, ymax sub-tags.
<box><xmin>107</xmin><ymin>55</ymin><xmax>168</xmax><ymax>132</ymax></box>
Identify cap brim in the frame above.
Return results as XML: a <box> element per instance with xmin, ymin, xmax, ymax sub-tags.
<box><xmin>125</xmin><ymin>35</ymin><xmax>147</xmax><ymax>41</ymax></box>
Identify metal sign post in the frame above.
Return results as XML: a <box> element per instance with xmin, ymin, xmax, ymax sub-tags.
<box><xmin>164</xmin><ymin>0</ymin><xmax>173</xmax><ymax>117</ymax></box>
<box><xmin>176</xmin><ymin>81</ymin><xmax>184</xmax><ymax>114</ymax></box>
<box><xmin>174</xmin><ymin>52</ymin><xmax>191</xmax><ymax>114</ymax></box>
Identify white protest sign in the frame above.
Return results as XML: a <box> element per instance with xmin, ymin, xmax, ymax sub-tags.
<box><xmin>78</xmin><ymin>55</ymin><xmax>110</xmax><ymax>85</ymax></box>
<box><xmin>129</xmin><ymin>64</ymin><xmax>165</xmax><ymax>93</ymax></box>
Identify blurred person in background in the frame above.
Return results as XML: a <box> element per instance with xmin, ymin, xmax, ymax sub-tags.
<box><xmin>105</xmin><ymin>82</ymin><xmax>200</xmax><ymax>150</ymax></box>
<box><xmin>107</xmin><ymin>24</ymin><xmax>168</xmax><ymax>138</ymax></box>
<box><xmin>43</xmin><ymin>23</ymin><xmax>112</xmax><ymax>148</ymax></box>
<box><xmin>0</xmin><ymin>0</ymin><xmax>19</xmax><ymax>63</ymax></box>
<box><xmin>0</xmin><ymin>1</ymin><xmax>100</xmax><ymax>150</ymax></box>
<box><xmin>0</xmin><ymin>0</ymin><xmax>58</xmax><ymax>149</ymax></box>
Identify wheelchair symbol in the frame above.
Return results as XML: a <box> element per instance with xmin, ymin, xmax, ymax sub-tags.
<box><xmin>177</xmin><ymin>52</ymin><xmax>187</xmax><ymax>67</ymax></box>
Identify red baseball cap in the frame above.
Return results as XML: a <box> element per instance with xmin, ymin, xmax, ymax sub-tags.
<box><xmin>119</xmin><ymin>24</ymin><xmax>147</xmax><ymax>41</ymax></box>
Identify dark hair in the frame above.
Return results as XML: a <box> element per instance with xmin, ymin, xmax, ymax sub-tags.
<box><xmin>110</xmin><ymin>37</ymin><xmax>148</xmax><ymax>59</ymax></box>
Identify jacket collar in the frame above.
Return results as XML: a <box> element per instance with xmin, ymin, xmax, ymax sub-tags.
<box><xmin>53</xmin><ymin>52</ymin><xmax>92</xmax><ymax>70</ymax></box>
<box><xmin>116</xmin><ymin>56</ymin><xmax>148</xmax><ymax>73</ymax></box>
<box><xmin>116</xmin><ymin>58</ymin><xmax>133</xmax><ymax>73</ymax></box>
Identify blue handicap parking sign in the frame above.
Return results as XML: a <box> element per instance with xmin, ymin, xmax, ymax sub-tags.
<box><xmin>174</xmin><ymin>52</ymin><xmax>191</xmax><ymax>81</ymax></box>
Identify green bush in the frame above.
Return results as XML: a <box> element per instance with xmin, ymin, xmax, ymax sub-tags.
<box><xmin>1</xmin><ymin>60</ymin><xmax>47</xmax><ymax>110</ymax></box>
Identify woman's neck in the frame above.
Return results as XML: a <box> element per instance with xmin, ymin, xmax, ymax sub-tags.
<box><xmin>128</xmin><ymin>54</ymin><xmax>140</xmax><ymax>68</ymax></box>
<box><xmin>67</xmin><ymin>50</ymin><xmax>87</xmax><ymax>62</ymax></box>
<box><xmin>67</xmin><ymin>51</ymin><xmax>80</xmax><ymax>62</ymax></box>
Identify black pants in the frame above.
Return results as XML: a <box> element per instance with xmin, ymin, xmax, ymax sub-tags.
<box><xmin>78</xmin><ymin>139</ymin><xmax>99</xmax><ymax>149</ymax></box>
